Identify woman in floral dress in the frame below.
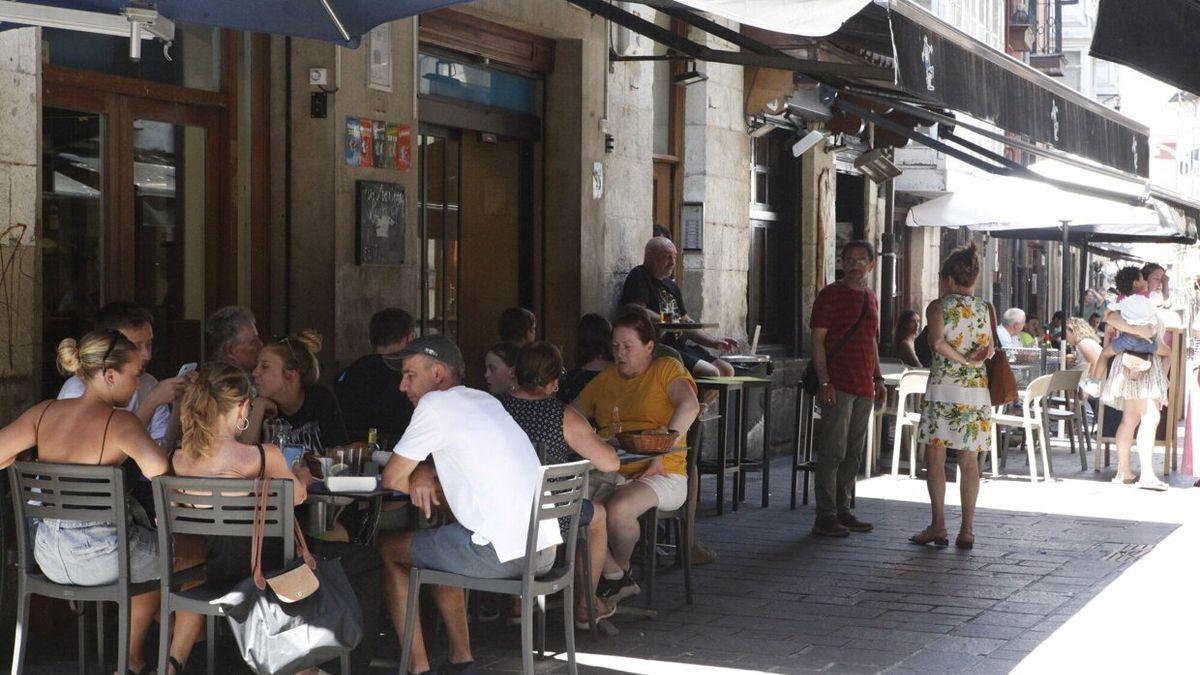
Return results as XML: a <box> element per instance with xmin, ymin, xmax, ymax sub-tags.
<box><xmin>911</xmin><ymin>243</ymin><xmax>995</xmax><ymax>550</ymax></box>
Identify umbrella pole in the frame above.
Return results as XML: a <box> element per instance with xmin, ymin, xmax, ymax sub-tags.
<box><xmin>1060</xmin><ymin>220</ymin><xmax>1070</xmax><ymax>369</ymax></box>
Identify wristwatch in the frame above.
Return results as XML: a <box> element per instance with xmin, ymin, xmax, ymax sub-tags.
<box><xmin>873</xmin><ymin>375</ymin><xmax>885</xmax><ymax>383</ymax></box>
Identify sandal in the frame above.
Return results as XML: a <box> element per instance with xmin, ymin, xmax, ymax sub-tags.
<box><xmin>955</xmin><ymin>534</ymin><xmax>975</xmax><ymax>550</ymax></box>
<box><xmin>1137</xmin><ymin>478</ymin><xmax>1168</xmax><ymax>492</ymax></box>
<box><xmin>908</xmin><ymin>529</ymin><xmax>948</xmax><ymax>547</ymax></box>
<box><xmin>167</xmin><ymin>656</ymin><xmax>185</xmax><ymax>675</ymax></box>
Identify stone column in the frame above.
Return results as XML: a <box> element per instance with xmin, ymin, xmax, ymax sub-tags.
<box><xmin>0</xmin><ymin>28</ymin><xmax>41</xmax><ymax>420</ymax></box>
<box><xmin>800</xmin><ymin>137</ymin><xmax>836</xmax><ymax>351</ymax></box>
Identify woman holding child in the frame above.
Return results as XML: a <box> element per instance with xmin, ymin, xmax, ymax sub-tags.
<box><xmin>1099</xmin><ymin>266</ymin><xmax>1173</xmax><ymax>491</ymax></box>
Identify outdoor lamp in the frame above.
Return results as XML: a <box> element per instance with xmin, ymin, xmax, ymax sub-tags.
<box><xmin>674</xmin><ymin>61</ymin><xmax>708</xmax><ymax>86</ymax></box>
<box><xmin>854</xmin><ymin>148</ymin><xmax>903</xmax><ymax>182</ymax></box>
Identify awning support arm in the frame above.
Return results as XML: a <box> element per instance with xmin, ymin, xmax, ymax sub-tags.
<box><xmin>833</xmin><ymin>98</ymin><xmax>1011</xmax><ymax>175</ymax></box>
<box><xmin>842</xmin><ymin>85</ymin><xmax>1152</xmax><ymax>188</ymax></box>
<box><xmin>564</xmin><ymin>0</ymin><xmax>893</xmax><ymax>81</ymax></box>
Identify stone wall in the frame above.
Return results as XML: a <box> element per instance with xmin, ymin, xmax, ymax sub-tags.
<box><xmin>0</xmin><ymin>28</ymin><xmax>41</xmax><ymax>422</ymax></box>
<box><xmin>680</xmin><ymin>20</ymin><xmax>751</xmax><ymax>341</ymax></box>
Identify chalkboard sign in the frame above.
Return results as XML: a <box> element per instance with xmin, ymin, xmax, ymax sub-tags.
<box><xmin>356</xmin><ymin>180</ymin><xmax>406</xmax><ymax>266</ymax></box>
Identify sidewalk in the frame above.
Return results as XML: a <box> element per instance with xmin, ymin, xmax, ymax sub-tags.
<box><xmin>469</xmin><ymin>439</ymin><xmax>1196</xmax><ymax>674</ymax></box>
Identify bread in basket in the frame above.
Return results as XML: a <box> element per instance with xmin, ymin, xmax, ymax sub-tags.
<box><xmin>616</xmin><ymin>429</ymin><xmax>677</xmax><ymax>454</ymax></box>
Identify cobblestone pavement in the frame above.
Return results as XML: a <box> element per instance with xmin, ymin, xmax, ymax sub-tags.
<box><xmin>467</xmin><ymin>440</ymin><xmax>1196</xmax><ymax>674</ymax></box>
<box><xmin>11</xmin><ymin>437</ymin><xmax>1199</xmax><ymax>673</ymax></box>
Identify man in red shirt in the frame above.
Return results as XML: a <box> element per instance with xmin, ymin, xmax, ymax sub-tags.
<box><xmin>809</xmin><ymin>241</ymin><xmax>886</xmax><ymax>537</ymax></box>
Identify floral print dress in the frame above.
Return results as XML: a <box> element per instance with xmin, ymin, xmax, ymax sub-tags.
<box><xmin>918</xmin><ymin>294</ymin><xmax>993</xmax><ymax>453</ymax></box>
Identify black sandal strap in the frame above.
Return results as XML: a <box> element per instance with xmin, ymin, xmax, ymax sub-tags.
<box><xmin>169</xmin><ymin>656</ymin><xmax>185</xmax><ymax>674</ymax></box>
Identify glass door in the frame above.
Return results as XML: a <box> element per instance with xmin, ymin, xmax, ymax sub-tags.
<box><xmin>418</xmin><ymin>130</ymin><xmax>461</xmax><ymax>339</ymax></box>
<box><xmin>40</xmin><ymin>93</ymin><xmax>224</xmax><ymax>393</ymax></box>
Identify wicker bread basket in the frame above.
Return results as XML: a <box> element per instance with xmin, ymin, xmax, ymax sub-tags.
<box><xmin>616</xmin><ymin>431</ymin><xmax>677</xmax><ymax>454</ymax></box>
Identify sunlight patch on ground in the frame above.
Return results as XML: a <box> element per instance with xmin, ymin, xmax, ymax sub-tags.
<box><xmin>855</xmin><ymin>471</ymin><xmax>1197</xmax><ymax>524</ymax></box>
<box><xmin>1014</xmin><ymin>517</ymin><xmax>1200</xmax><ymax>672</ymax></box>
<box><xmin>551</xmin><ymin>652</ymin><xmax>773</xmax><ymax>674</ymax></box>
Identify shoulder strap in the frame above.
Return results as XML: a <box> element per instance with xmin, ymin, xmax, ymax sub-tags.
<box><xmin>33</xmin><ymin>400</ymin><xmax>55</xmax><ymax>452</ymax></box>
<box><xmin>827</xmin><ymin>290</ymin><xmax>871</xmax><ymax>362</ymax></box>
<box><xmin>97</xmin><ymin>409</ymin><xmax>117</xmax><ymax>465</ymax></box>
<box><xmin>255</xmin><ymin>443</ymin><xmax>267</xmax><ymax>481</ymax></box>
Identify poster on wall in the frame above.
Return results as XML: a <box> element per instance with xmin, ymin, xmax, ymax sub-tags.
<box><xmin>344</xmin><ymin>117</ymin><xmax>361</xmax><ymax>166</ymax></box>
<box><xmin>357</xmin><ymin>180</ymin><xmax>406</xmax><ymax>266</ymax></box>
<box><xmin>344</xmin><ymin>117</ymin><xmax>412</xmax><ymax>171</ymax></box>
<box><xmin>367</xmin><ymin>25</ymin><xmax>393</xmax><ymax>92</ymax></box>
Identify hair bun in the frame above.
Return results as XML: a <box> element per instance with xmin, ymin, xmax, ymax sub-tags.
<box><xmin>293</xmin><ymin>329</ymin><xmax>323</xmax><ymax>356</ymax></box>
<box><xmin>56</xmin><ymin>338</ymin><xmax>81</xmax><ymax>376</ymax></box>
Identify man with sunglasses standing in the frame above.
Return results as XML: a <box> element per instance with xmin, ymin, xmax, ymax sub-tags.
<box><xmin>57</xmin><ymin>301</ymin><xmax>187</xmax><ymax>450</ymax></box>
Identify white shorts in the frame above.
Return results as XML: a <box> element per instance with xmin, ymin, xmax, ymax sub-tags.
<box><xmin>590</xmin><ymin>471</ymin><xmax>687</xmax><ymax>512</ymax></box>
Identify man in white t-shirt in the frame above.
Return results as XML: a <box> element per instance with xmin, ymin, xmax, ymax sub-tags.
<box><xmin>377</xmin><ymin>335</ymin><xmax>560</xmax><ymax>675</ymax></box>
<box><xmin>57</xmin><ymin>301</ymin><xmax>186</xmax><ymax>449</ymax></box>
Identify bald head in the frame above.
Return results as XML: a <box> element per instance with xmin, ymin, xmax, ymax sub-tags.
<box><xmin>643</xmin><ymin>237</ymin><xmax>677</xmax><ymax>280</ymax></box>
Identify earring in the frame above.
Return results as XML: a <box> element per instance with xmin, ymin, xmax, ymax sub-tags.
<box><xmin>236</xmin><ymin>416</ymin><xmax>250</xmax><ymax>432</ymax></box>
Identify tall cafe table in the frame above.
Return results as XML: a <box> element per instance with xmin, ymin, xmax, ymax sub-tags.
<box><xmin>693</xmin><ymin>375</ymin><xmax>773</xmax><ymax>513</ymax></box>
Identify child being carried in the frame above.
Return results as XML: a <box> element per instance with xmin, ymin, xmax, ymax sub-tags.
<box><xmin>1089</xmin><ymin>267</ymin><xmax>1157</xmax><ymax>384</ymax></box>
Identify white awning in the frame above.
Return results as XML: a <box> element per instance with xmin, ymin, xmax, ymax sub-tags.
<box><xmin>673</xmin><ymin>0</ymin><xmax>874</xmax><ymax>37</ymax></box>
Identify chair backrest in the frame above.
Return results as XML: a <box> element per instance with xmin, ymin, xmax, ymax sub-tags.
<box><xmin>8</xmin><ymin>461</ymin><xmax>129</xmax><ymax>582</ymax></box>
<box><xmin>152</xmin><ymin>476</ymin><xmax>296</xmax><ymax>573</ymax></box>
<box><xmin>1022</xmin><ymin>373</ymin><xmax>1055</xmax><ymax>414</ymax></box>
<box><xmin>896</xmin><ymin>370</ymin><xmax>930</xmax><ymax>414</ymax></box>
<box><xmin>522</xmin><ymin>460</ymin><xmax>590</xmax><ymax>580</ymax></box>
<box><xmin>1048</xmin><ymin>368</ymin><xmax>1082</xmax><ymax>394</ymax></box>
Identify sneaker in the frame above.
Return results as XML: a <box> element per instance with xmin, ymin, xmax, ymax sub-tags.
<box><xmin>837</xmin><ymin>512</ymin><xmax>874</xmax><ymax>532</ymax></box>
<box><xmin>597</xmin><ymin>572</ymin><xmax>641</xmax><ymax>602</ymax></box>
<box><xmin>811</xmin><ymin>515</ymin><xmax>850</xmax><ymax>537</ymax></box>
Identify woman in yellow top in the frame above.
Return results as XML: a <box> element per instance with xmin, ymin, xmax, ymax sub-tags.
<box><xmin>572</xmin><ymin>312</ymin><xmax>700</xmax><ymax>602</ymax></box>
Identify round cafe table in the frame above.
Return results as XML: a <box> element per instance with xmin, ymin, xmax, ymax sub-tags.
<box><xmin>304</xmin><ymin>478</ymin><xmax>408</xmax><ymax>545</ymax></box>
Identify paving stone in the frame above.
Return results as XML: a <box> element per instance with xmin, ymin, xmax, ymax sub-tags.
<box><xmin>924</xmin><ymin>635</ymin><xmax>1010</xmax><ymax>656</ymax></box>
<box><xmin>968</xmin><ymin>611</ymin><xmax>1045</xmax><ymax>628</ymax></box>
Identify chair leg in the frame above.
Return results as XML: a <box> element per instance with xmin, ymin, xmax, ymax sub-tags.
<box><xmin>578</xmin><ymin>527</ymin><xmax>597</xmax><ymax>639</ymax></box>
<box><xmin>400</xmin><ymin>571</ymin><xmax>421</xmax><ymax>675</ymax></box>
<box><xmin>73</xmin><ymin>601</ymin><xmax>86</xmax><ymax>675</ymax></box>
<box><xmin>157</xmin><ymin>596</ymin><xmax>171</xmax><ymax>675</ymax></box>
<box><xmin>1023</xmin><ymin>422</ymin><xmax>1039</xmax><ymax>482</ymax></box>
<box><xmin>97</xmin><ymin>600</ymin><xmax>106</xmax><ymax>674</ymax></box>
<box><xmin>1037</xmin><ymin>421</ymin><xmax>1052</xmax><ymax>481</ymax></box>
<box><xmin>535</xmin><ymin>595</ymin><xmax>546</xmax><ymax>660</ymax></box>
<box><xmin>990</xmin><ymin>423</ymin><xmax>1000</xmax><ymax>477</ymax></box>
<box><xmin>908</xmin><ymin>425</ymin><xmax>918</xmax><ymax>479</ymax></box>
<box><xmin>715</xmin><ymin>390</ymin><xmax>729</xmax><ymax>515</ymax></box>
<box><xmin>11</xmin><ymin>586</ymin><xmax>30</xmax><ymax>675</ymax></box>
<box><xmin>679</xmin><ymin>516</ymin><xmax>693</xmax><ymax>605</ymax></box>
<box><xmin>116</xmin><ymin>595</ymin><xmax>130</xmax><ymax>675</ymax></box>
<box><xmin>521</xmin><ymin>593</ymin><xmax>535</xmax><ymax>675</ymax></box>
<box><xmin>206</xmin><ymin>615</ymin><xmax>216</xmax><ymax>675</ymax></box>
<box><xmin>891</xmin><ymin>415</ymin><xmax>905</xmax><ymax>478</ymax></box>
<box><xmin>643</xmin><ymin>516</ymin><xmax>658</xmax><ymax>610</ymax></box>
<box><xmin>562</xmin><ymin>584</ymin><xmax>578</xmax><ymax>675</ymax></box>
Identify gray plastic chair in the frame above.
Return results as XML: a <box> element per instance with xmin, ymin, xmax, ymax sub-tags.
<box><xmin>401</xmin><ymin>460</ymin><xmax>590</xmax><ymax>675</ymax></box>
<box><xmin>151</xmin><ymin>476</ymin><xmax>351</xmax><ymax>675</ymax></box>
<box><xmin>8</xmin><ymin>461</ymin><xmax>157</xmax><ymax>675</ymax></box>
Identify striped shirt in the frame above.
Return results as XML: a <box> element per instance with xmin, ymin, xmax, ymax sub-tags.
<box><xmin>810</xmin><ymin>282</ymin><xmax>879</xmax><ymax>399</ymax></box>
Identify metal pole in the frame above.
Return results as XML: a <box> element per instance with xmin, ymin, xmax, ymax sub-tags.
<box><xmin>1060</xmin><ymin>220</ymin><xmax>1070</xmax><ymax>368</ymax></box>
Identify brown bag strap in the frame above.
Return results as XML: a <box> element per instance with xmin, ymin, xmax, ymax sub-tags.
<box><xmin>249</xmin><ymin>476</ymin><xmax>317</xmax><ymax>590</ymax></box>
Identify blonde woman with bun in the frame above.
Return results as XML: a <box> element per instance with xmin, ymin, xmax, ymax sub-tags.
<box><xmin>0</xmin><ymin>331</ymin><xmax>204</xmax><ymax>674</ymax></box>
<box><xmin>171</xmin><ymin>362</ymin><xmax>383</xmax><ymax>673</ymax></box>
<box><xmin>250</xmin><ymin>329</ymin><xmax>349</xmax><ymax>448</ymax></box>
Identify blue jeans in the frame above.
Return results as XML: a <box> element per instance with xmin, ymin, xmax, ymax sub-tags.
<box><xmin>33</xmin><ymin>518</ymin><xmax>159</xmax><ymax>585</ymax></box>
<box><xmin>1110</xmin><ymin>332</ymin><xmax>1155</xmax><ymax>355</ymax></box>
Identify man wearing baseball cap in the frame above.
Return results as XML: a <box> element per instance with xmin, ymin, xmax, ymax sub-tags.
<box><xmin>376</xmin><ymin>335</ymin><xmax>561</xmax><ymax>675</ymax></box>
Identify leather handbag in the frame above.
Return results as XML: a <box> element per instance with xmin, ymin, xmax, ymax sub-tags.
<box><xmin>803</xmin><ymin>290</ymin><xmax>869</xmax><ymax>396</ymax></box>
<box><xmin>986</xmin><ymin>304</ymin><xmax>1018</xmax><ymax>406</ymax></box>
<box><xmin>213</xmin><ymin>478</ymin><xmax>362</xmax><ymax>674</ymax></box>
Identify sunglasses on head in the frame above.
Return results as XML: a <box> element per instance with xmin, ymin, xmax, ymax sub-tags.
<box><xmin>273</xmin><ymin>335</ymin><xmax>301</xmax><ymax>368</ymax></box>
<box><xmin>101</xmin><ymin>330</ymin><xmax>121</xmax><ymax>370</ymax></box>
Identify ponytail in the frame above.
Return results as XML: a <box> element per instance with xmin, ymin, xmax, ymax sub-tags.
<box><xmin>180</xmin><ymin>362</ymin><xmax>253</xmax><ymax>459</ymax></box>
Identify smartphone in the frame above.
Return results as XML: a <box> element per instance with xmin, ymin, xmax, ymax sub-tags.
<box><xmin>177</xmin><ymin>362</ymin><xmax>198</xmax><ymax>378</ymax></box>
<box><xmin>281</xmin><ymin>444</ymin><xmax>305</xmax><ymax>467</ymax></box>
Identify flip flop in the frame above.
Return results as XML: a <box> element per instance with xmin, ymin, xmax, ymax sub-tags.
<box><xmin>908</xmin><ymin>531</ymin><xmax>949</xmax><ymax>547</ymax></box>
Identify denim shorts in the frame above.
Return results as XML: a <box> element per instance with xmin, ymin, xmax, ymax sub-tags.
<box><xmin>409</xmin><ymin>522</ymin><xmax>555</xmax><ymax>579</ymax></box>
<box><xmin>1110</xmin><ymin>332</ymin><xmax>1155</xmax><ymax>355</ymax></box>
<box><xmin>33</xmin><ymin>519</ymin><xmax>160</xmax><ymax>586</ymax></box>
